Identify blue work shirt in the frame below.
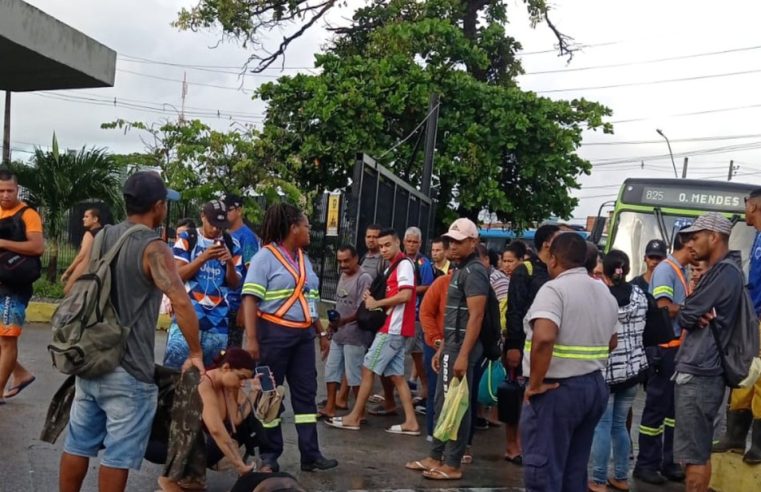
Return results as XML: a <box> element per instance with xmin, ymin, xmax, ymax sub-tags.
<box><xmin>748</xmin><ymin>231</ymin><xmax>761</xmax><ymax>317</ymax></box>
<box><xmin>411</xmin><ymin>253</ymin><xmax>434</xmax><ymax>320</ymax></box>
<box><xmin>650</xmin><ymin>254</ymin><xmax>688</xmax><ymax>337</ymax></box>
<box><xmin>242</xmin><ymin>245</ymin><xmax>320</xmax><ymax>323</ymax></box>
<box><xmin>227</xmin><ymin>225</ymin><xmax>261</xmax><ymax>312</ymax></box>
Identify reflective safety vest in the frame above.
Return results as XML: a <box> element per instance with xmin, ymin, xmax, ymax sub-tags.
<box><xmin>658</xmin><ymin>258</ymin><xmax>691</xmax><ymax>348</ymax></box>
<box><xmin>258</xmin><ymin>245</ymin><xmax>314</xmax><ymax>329</ymax></box>
<box><xmin>524</xmin><ymin>340</ymin><xmax>609</xmax><ymax>361</ymax></box>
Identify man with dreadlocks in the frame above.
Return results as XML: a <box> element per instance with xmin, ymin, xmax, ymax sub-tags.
<box><xmin>241</xmin><ymin>203</ymin><xmax>337</xmax><ymax>473</ymax></box>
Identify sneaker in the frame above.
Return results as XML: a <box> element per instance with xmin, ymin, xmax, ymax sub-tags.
<box><xmin>415</xmin><ymin>405</ymin><xmax>427</xmax><ymax>415</ymax></box>
<box><xmin>426</xmin><ymin>435</ymin><xmax>433</xmax><ymax>442</ymax></box>
<box><xmin>407</xmin><ymin>380</ymin><xmax>418</xmax><ymax>391</ymax></box>
<box><xmin>633</xmin><ymin>468</ymin><xmax>666</xmax><ymax>485</ymax></box>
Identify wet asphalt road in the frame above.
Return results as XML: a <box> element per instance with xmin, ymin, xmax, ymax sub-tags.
<box><xmin>0</xmin><ymin>324</ymin><xmax>682</xmax><ymax>492</ymax></box>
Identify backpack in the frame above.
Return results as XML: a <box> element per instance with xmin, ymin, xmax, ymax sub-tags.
<box><xmin>456</xmin><ymin>259</ymin><xmax>503</xmax><ymax>361</ymax></box>
<box><xmin>356</xmin><ymin>257</ymin><xmax>410</xmax><ymax>333</ymax></box>
<box><xmin>0</xmin><ymin>206</ymin><xmax>42</xmax><ymax>287</ymax></box>
<box><xmin>709</xmin><ymin>260</ymin><xmax>761</xmax><ymax>388</ymax></box>
<box><xmin>642</xmin><ymin>290</ymin><xmax>675</xmax><ymax>347</ymax></box>
<box><xmin>48</xmin><ymin>224</ymin><xmax>152</xmax><ymax>379</ymax></box>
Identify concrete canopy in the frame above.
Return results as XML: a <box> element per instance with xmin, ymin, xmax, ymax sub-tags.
<box><xmin>0</xmin><ymin>0</ymin><xmax>116</xmax><ymax>91</ymax></box>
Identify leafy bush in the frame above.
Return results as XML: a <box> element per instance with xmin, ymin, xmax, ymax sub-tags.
<box><xmin>33</xmin><ymin>278</ymin><xmax>65</xmax><ymax>299</ymax></box>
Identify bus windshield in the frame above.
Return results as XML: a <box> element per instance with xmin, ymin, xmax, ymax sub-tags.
<box><xmin>609</xmin><ymin>210</ymin><xmax>756</xmax><ymax>277</ymax></box>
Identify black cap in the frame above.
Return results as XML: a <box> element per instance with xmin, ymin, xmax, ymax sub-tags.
<box><xmin>203</xmin><ymin>200</ymin><xmax>230</xmax><ymax>229</ymax></box>
<box><xmin>224</xmin><ymin>194</ymin><xmax>243</xmax><ymax>209</ymax></box>
<box><xmin>123</xmin><ymin>172</ymin><xmax>180</xmax><ymax>204</ymax></box>
<box><xmin>645</xmin><ymin>239</ymin><xmax>668</xmax><ymax>258</ymax></box>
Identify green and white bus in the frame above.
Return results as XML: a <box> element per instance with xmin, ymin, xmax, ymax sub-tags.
<box><xmin>602</xmin><ymin>178</ymin><xmax>758</xmax><ymax>276</ymax></box>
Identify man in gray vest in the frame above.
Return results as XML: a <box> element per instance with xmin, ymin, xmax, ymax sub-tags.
<box><xmin>520</xmin><ymin>232</ymin><xmax>619</xmax><ymax>491</ymax></box>
<box><xmin>59</xmin><ymin>172</ymin><xmax>204</xmax><ymax>492</ymax></box>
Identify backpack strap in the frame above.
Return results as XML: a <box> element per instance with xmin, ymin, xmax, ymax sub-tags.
<box><xmin>97</xmin><ymin>224</ymin><xmax>154</xmax><ymax>266</ymax></box>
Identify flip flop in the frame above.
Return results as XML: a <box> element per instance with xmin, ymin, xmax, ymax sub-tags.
<box><xmin>3</xmin><ymin>376</ymin><xmax>35</xmax><ymax>399</ymax></box>
<box><xmin>323</xmin><ymin>417</ymin><xmax>360</xmax><ymax>431</ymax></box>
<box><xmin>423</xmin><ymin>468</ymin><xmax>462</xmax><ymax>480</ymax></box>
<box><xmin>368</xmin><ymin>406</ymin><xmax>398</xmax><ymax>416</ymax></box>
<box><xmin>405</xmin><ymin>460</ymin><xmax>434</xmax><ymax>471</ymax></box>
<box><xmin>368</xmin><ymin>394</ymin><xmax>385</xmax><ymax>404</ymax></box>
<box><xmin>385</xmin><ymin>424</ymin><xmax>421</xmax><ymax>436</ymax></box>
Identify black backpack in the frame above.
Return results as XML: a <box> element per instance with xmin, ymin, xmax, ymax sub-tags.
<box><xmin>455</xmin><ymin>260</ymin><xmax>503</xmax><ymax>361</ymax></box>
<box><xmin>709</xmin><ymin>260</ymin><xmax>760</xmax><ymax>388</ymax></box>
<box><xmin>0</xmin><ymin>206</ymin><xmax>42</xmax><ymax>287</ymax></box>
<box><xmin>356</xmin><ymin>257</ymin><xmax>410</xmax><ymax>333</ymax></box>
<box><xmin>642</xmin><ymin>289</ymin><xmax>675</xmax><ymax>347</ymax></box>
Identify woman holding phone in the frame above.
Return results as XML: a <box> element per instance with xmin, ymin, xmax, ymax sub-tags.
<box><xmin>241</xmin><ymin>203</ymin><xmax>337</xmax><ymax>473</ymax></box>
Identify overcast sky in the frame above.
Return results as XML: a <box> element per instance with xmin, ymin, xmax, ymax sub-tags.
<box><xmin>7</xmin><ymin>0</ymin><xmax>761</xmax><ymax>219</ymax></box>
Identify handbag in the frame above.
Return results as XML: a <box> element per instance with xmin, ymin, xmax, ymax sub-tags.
<box><xmin>497</xmin><ymin>368</ymin><xmax>525</xmax><ymax>424</ymax></box>
<box><xmin>478</xmin><ymin>360</ymin><xmax>506</xmax><ymax>407</ymax></box>
<box><xmin>433</xmin><ymin>376</ymin><xmax>470</xmax><ymax>442</ymax></box>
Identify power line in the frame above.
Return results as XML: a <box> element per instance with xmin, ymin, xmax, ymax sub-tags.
<box><xmin>612</xmin><ymin>102</ymin><xmax>761</xmax><ymax>125</ymax></box>
<box><xmin>116</xmin><ymin>69</ymin><xmax>266</xmax><ymax>91</ymax></box>
<box><xmin>378</xmin><ymin>102</ymin><xmax>441</xmax><ymax>158</ymax></box>
<box><xmin>537</xmin><ymin>67</ymin><xmax>761</xmax><ymax>94</ymax></box>
<box><xmin>583</xmin><ymin>133</ymin><xmax>761</xmax><ymax>146</ymax></box>
<box><xmin>523</xmin><ymin>44</ymin><xmax>761</xmax><ymax>75</ymax></box>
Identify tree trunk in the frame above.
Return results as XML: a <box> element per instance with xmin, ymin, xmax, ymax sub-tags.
<box><xmin>46</xmin><ymin>241</ymin><xmax>58</xmax><ymax>283</ymax></box>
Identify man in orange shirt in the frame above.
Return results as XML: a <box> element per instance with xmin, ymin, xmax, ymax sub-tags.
<box><xmin>419</xmin><ymin>239</ymin><xmax>453</xmax><ymax>440</ymax></box>
<box><xmin>0</xmin><ymin>169</ymin><xmax>44</xmax><ymax>403</ymax></box>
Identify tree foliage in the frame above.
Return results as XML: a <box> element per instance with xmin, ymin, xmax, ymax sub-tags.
<box><xmin>8</xmin><ymin>135</ymin><xmax>126</xmax><ymax>281</ymax></box>
<box><xmin>102</xmin><ymin>119</ymin><xmax>304</xmax><ymax>221</ymax></box>
<box><xmin>177</xmin><ymin>0</ymin><xmax>613</xmax><ymax>227</ymax></box>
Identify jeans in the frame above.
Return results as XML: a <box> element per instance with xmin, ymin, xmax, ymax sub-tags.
<box><xmin>590</xmin><ymin>385</ymin><xmax>638</xmax><ymax>483</ymax></box>
<box><xmin>423</xmin><ymin>343</ymin><xmax>438</xmax><ymax>437</ymax></box>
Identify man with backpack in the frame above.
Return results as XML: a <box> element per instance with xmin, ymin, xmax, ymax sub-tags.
<box><xmin>58</xmin><ymin>171</ymin><xmax>204</xmax><ymax>492</ymax></box>
<box><xmin>164</xmin><ymin>199</ymin><xmax>244</xmax><ymax>368</ymax></box>
<box><xmin>404</xmin><ymin>218</ymin><xmax>488</xmax><ymax>481</ymax></box>
<box><xmin>0</xmin><ymin>169</ymin><xmax>43</xmax><ymax>403</ymax></box>
<box><xmin>674</xmin><ymin>213</ymin><xmax>747</xmax><ymax>491</ymax></box>
<box><xmin>325</xmin><ymin>228</ymin><xmax>419</xmax><ymax>436</ymax></box>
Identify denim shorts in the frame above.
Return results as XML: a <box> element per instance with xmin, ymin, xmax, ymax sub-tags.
<box><xmin>64</xmin><ymin>367</ymin><xmax>158</xmax><ymax>470</ymax></box>
<box><xmin>674</xmin><ymin>373</ymin><xmax>725</xmax><ymax>465</ymax></box>
<box><xmin>324</xmin><ymin>341</ymin><xmax>366</xmax><ymax>386</ymax></box>
<box><xmin>0</xmin><ymin>294</ymin><xmax>28</xmax><ymax>337</ymax></box>
<box><xmin>364</xmin><ymin>333</ymin><xmax>406</xmax><ymax>377</ymax></box>
<box><xmin>163</xmin><ymin>321</ymin><xmax>228</xmax><ymax>369</ymax></box>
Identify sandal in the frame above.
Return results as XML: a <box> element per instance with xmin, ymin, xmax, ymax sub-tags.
<box><xmin>385</xmin><ymin>424</ymin><xmax>421</xmax><ymax>436</ymax></box>
<box><xmin>405</xmin><ymin>460</ymin><xmax>433</xmax><ymax>471</ymax></box>
<box><xmin>504</xmin><ymin>454</ymin><xmax>523</xmax><ymax>465</ymax></box>
<box><xmin>423</xmin><ymin>468</ymin><xmax>462</xmax><ymax>480</ymax></box>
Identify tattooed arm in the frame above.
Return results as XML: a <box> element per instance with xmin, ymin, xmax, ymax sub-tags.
<box><xmin>144</xmin><ymin>240</ymin><xmax>204</xmax><ymax>373</ymax></box>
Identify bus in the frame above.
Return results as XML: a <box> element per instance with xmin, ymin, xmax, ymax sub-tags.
<box><xmin>601</xmin><ymin>178</ymin><xmax>758</xmax><ymax>277</ymax></box>
<box><xmin>479</xmin><ymin>226</ymin><xmax>589</xmax><ymax>253</ymax></box>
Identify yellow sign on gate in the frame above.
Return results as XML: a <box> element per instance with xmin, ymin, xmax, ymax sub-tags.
<box><xmin>326</xmin><ymin>193</ymin><xmax>340</xmax><ymax>237</ymax></box>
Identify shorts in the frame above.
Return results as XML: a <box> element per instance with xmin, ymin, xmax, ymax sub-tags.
<box><xmin>364</xmin><ymin>333</ymin><xmax>407</xmax><ymax>377</ymax></box>
<box><xmin>64</xmin><ymin>367</ymin><xmax>158</xmax><ymax>470</ymax></box>
<box><xmin>324</xmin><ymin>341</ymin><xmax>366</xmax><ymax>386</ymax></box>
<box><xmin>674</xmin><ymin>373</ymin><xmax>725</xmax><ymax>465</ymax></box>
<box><xmin>404</xmin><ymin>321</ymin><xmax>424</xmax><ymax>354</ymax></box>
<box><xmin>0</xmin><ymin>294</ymin><xmax>28</xmax><ymax>337</ymax></box>
<box><xmin>164</xmin><ymin>322</ymin><xmax>228</xmax><ymax>369</ymax></box>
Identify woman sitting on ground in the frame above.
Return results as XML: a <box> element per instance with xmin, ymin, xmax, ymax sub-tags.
<box><xmin>154</xmin><ymin>348</ymin><xmax>275</xmax><ymax>492</ymax></box>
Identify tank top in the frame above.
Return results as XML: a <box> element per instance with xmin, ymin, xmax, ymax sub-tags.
<box><xmin>100</xmin><ymin>221</ymin><xmax>163</xmax><ymax>384</ymax></box>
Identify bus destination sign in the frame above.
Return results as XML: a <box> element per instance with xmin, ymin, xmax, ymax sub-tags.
<box><xmin>628</xmin><ymin>184</ymin><xmax>748</xmax><ymax>213</ymax></box>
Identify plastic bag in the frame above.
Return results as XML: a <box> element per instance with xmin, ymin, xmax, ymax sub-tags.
<box><xmin>433</xmin><ymin>376</ymin><xmax>470</xmax><ymax>442</ymax></box>
<box><xmin>478</xmin><ymin>360</ymin><xmax>507</xmax><ymax>407</ymax></box>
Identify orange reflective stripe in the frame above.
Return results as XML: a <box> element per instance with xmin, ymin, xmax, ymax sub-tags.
<box><xmin>664</xmin><ymin>259</ymin><xmax>691</xmax><ymax>296</ymax></box>
<box><xmin>262</xmin><ymin>245</ymin><xmax>313</xmax><ymax>326</ymax></box>
<box><xmin>258</xmin><ymin>311</ymin><xmax>312</xmax><ymax>329</ymax></box>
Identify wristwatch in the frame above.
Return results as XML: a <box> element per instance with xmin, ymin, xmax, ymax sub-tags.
<box><xmin>318</xmin><ymin>330</ymin><xmax>329</xmax><ymax>338</ymax></box>
<box><xmin>434</xmin><ymin>339</ymin><xmax>442</xmax><ymax>349</ymax></box>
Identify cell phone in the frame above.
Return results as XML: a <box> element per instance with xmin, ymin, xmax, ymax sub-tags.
<box><xmin>214</xmin><ymin>239</ymin><xmax>224</xmax><ymax>247</ymax></box>
<box><xmin>256</xmin><ymin>366</ymin><xmax>275</xmax><ymax>392</ymax></box>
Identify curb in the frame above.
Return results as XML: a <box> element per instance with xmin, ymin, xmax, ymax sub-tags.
<box><xmin>27</xmin><ymin>301</ymin><xmax>172</xmax><ymax>330</ymax></box>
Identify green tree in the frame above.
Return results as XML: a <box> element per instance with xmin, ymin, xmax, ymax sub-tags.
<box><xmin>177</xmin><ymin>0</ymin><xmax>612</xmax><ymax>227</ymax></box>
<box><xmin>8</xmin><ymin>135</ymin><xmax>125</xmax><ymax>282</ymax></box>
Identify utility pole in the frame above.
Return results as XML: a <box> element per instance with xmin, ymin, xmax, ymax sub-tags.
<box><xmin>727</xmin><ymin>160</ymin><xmax>735</xmax><ymax>181</ymax></box>
<box><xmin>681</xmin><ymin>157</ymin><xmax>688</xmax><ymax>178</ymax></box>
<box><xmin>420</xmin><ymin>93</ymin><xmax>440</xmax><ymax>198</ymax></box>
<box><xmin>2</xmin><ymin>91</ymin><xmax>10</xmax><ymax>164</ymax></box>
<box><xmin>180</xmin><ymin>72</ymin><xmax>188</xmax><ymax>124</ymax></box>
<box><xmin>656</xmin><ymin>128</ymin><xmax>678</xmax><ymax>178</ymax></box>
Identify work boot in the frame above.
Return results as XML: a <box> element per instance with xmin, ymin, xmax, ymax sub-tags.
<box><xmin>633</xmin><ymin>468</ymin><xmax>666</xmax><ymax>485</ymax></box>
<box><xmin>743</xmin><ymin>419</ymin><xmax>761</xmax><ymax>465</ymax></box>
<box><xmin>713</xmin><ymin>409</ymin><xmax>752</xmax><ymax>453</ymax></box>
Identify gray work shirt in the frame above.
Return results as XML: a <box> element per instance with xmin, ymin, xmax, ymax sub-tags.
<box><xmin>444</xmin><ymin>256</ymin><xmax>490</xmax><ymax>349</ymax></box>
<box><xmin>523</xmin><ymin>267</ymin><xmax>619</xmax><ymax>379</ymax></box>
<box><xmin>100</xmin><ymin>221</ymin><xmax>164</xmax><ymax>384</ymax></box>
<box><xmin>361</xmin><ymin>252</ymin><xmax>387</xmax><ymax>281</ymax></box>
<box><xmin>332</xmin><ymin>270</ymin><xmax>373</xmax><ymax>347</ymax></box>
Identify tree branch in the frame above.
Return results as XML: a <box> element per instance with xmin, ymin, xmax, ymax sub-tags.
<box><xmin>542</xmin><ymin>9</ymin><xmax>577</xmax><ymax>61</ymax></box>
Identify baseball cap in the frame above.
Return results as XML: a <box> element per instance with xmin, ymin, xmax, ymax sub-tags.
<box><xmin>644</xmin><ymin>239</ymin><xmax>668</xmax><ymax>258</ymax></box>
<box><xmin>442</xmin><ymin>218</ymin><xmax>479</xmax><ymax>241</ymax></box>
<box><xmin>678</xmin><ymin>212</ymin><xmax>733</xmax><ymax>236</ymax></box>
<box><xmin>203</xmin><ymin>200</ymin><xmax>231</xmax><ymax>229</ymax></box>
<box><xmin>123</xmin><ymin>171</ymin><xmax>180</xmax><ymax>203</ymax></box>
<box><xmin>224</xmin><ymin>194</ymin><xmax>243</xmax><ymax>209</ymax></box>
